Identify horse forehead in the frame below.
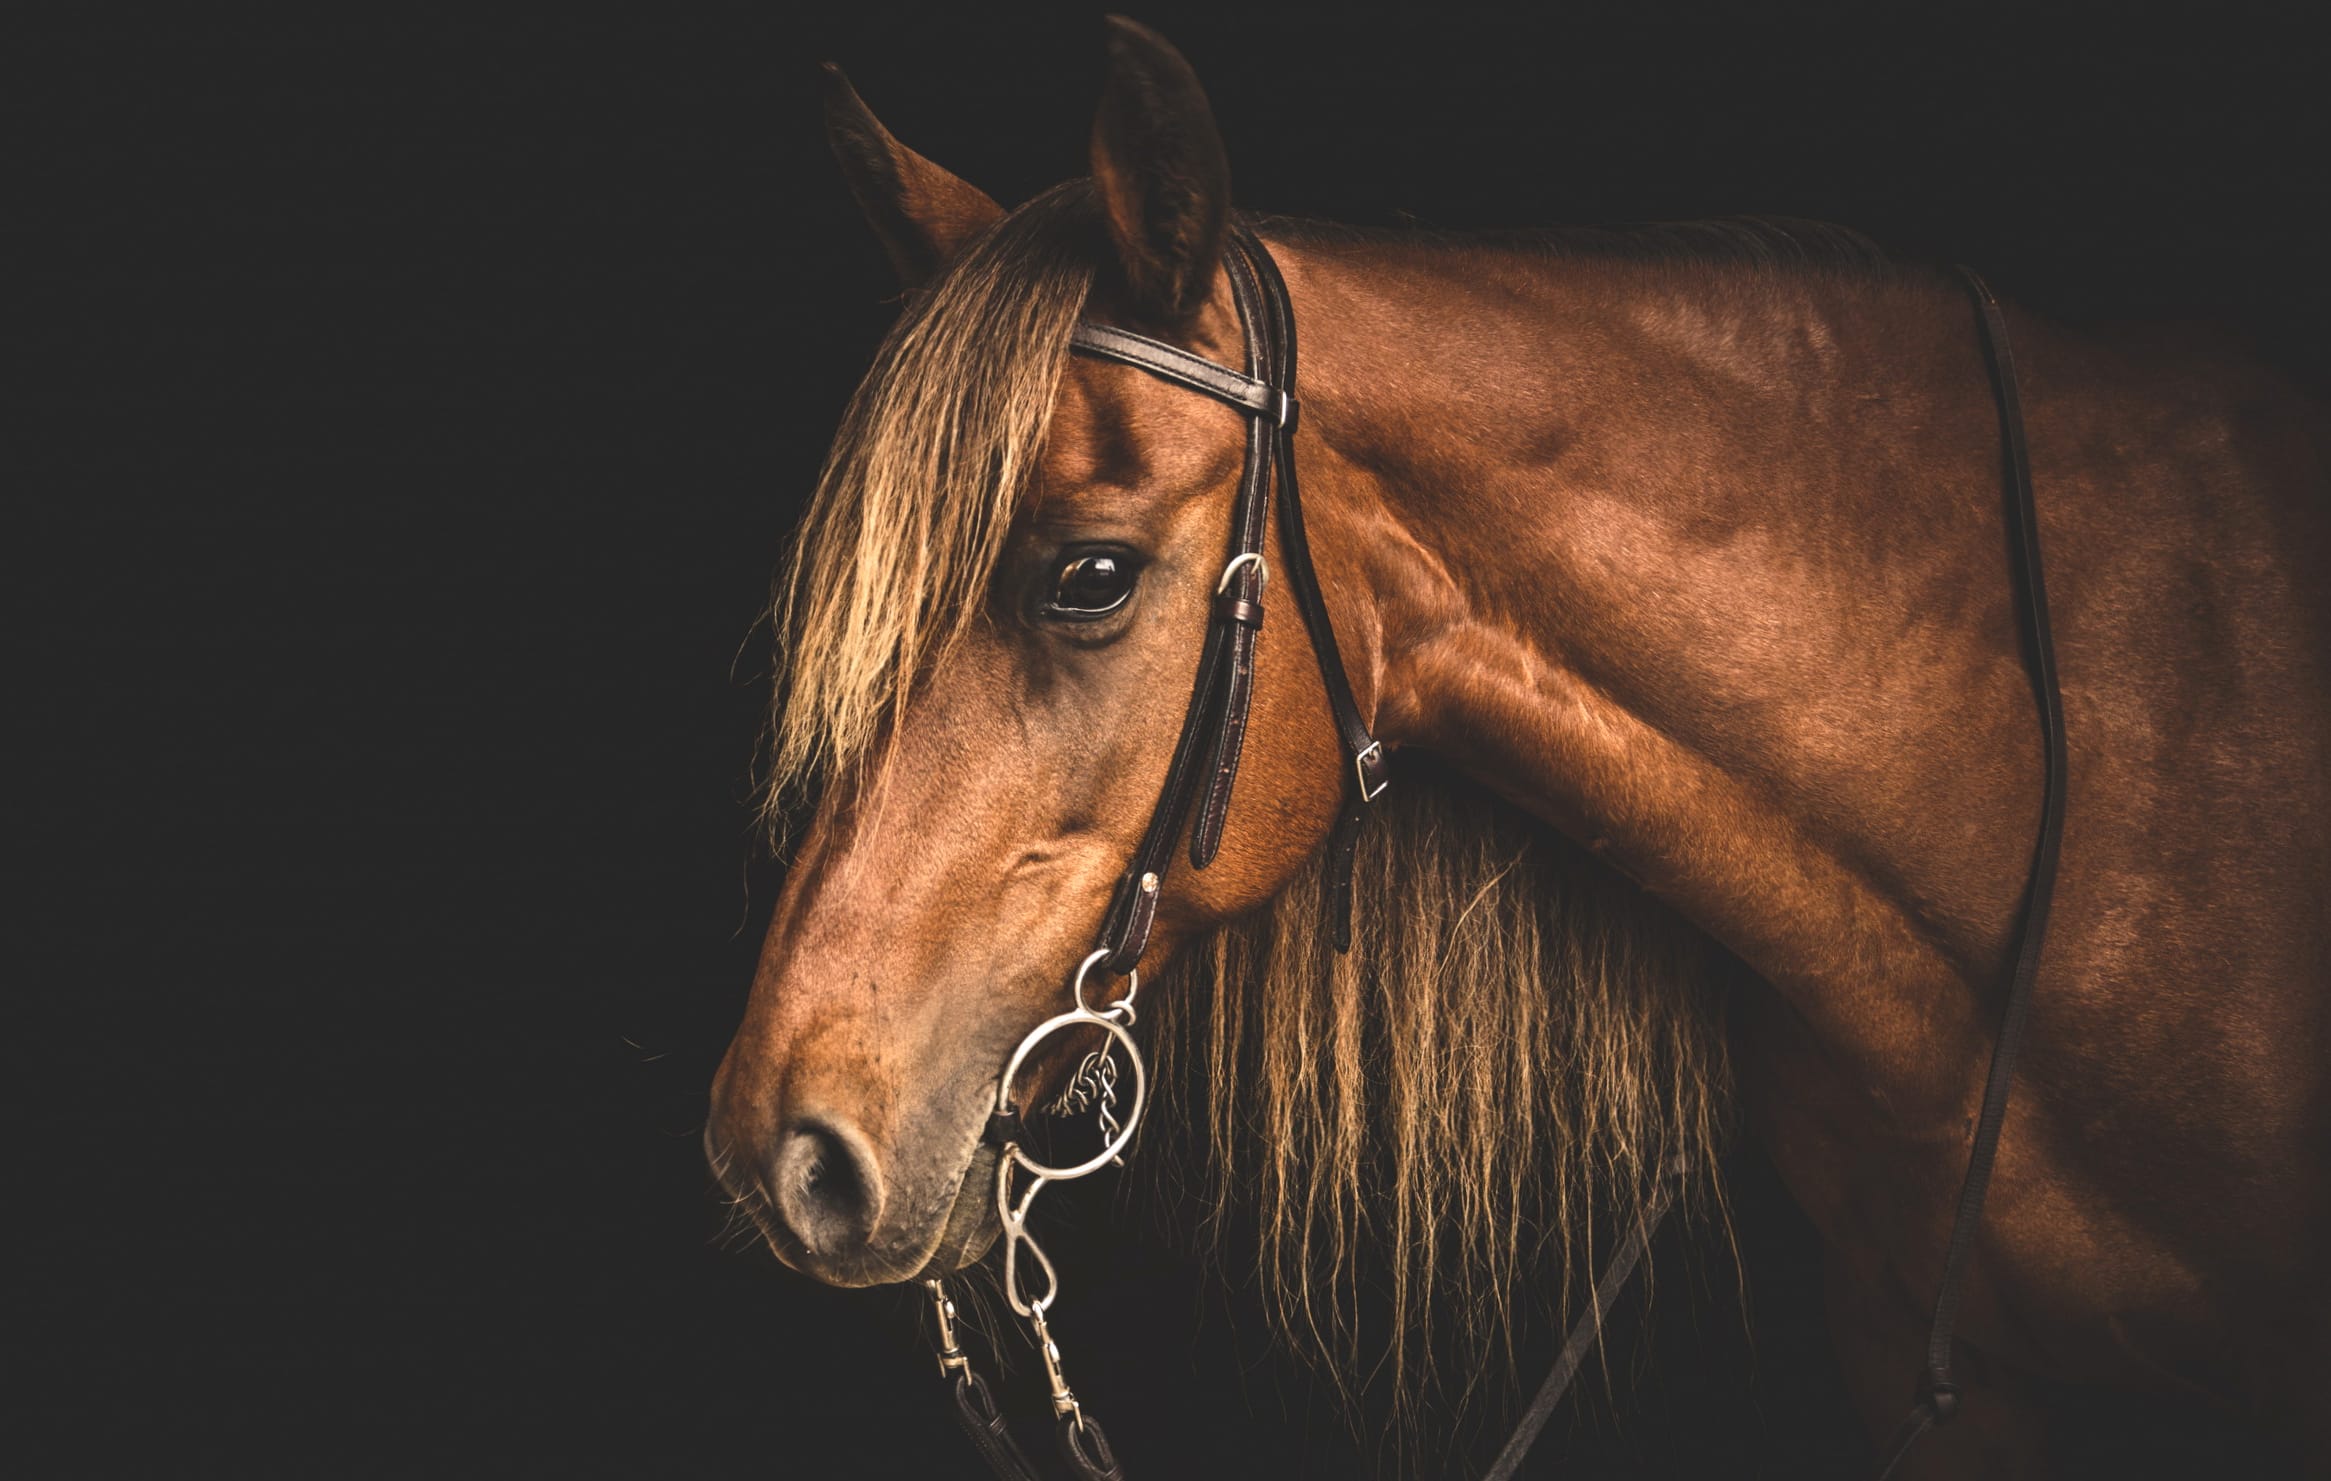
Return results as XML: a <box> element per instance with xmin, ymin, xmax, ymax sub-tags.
<box><xmin>1035</xmin><ymin>356</ymin><xmax>1246</xmax><ymax>508</ymax></box>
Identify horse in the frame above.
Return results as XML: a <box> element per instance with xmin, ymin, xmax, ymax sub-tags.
<box><xmin>707</xmin><ymin>18</ymin><xmax>2330</xmax><ymax>1476</ymax></box>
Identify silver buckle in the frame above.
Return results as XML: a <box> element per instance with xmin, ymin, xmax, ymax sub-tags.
<box><xmin>1216</xmin><ymin>551</ymin><xmax>1268</xmax><ymax>595</ymax></box>
<box><xmin>1353</xmin><ymin>740</ymin><xmax>1388</xmax><ymax>802</ymax></box>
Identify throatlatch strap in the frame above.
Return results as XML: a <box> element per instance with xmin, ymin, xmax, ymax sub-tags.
<box><xmin>1237</xmin><ymin>232</ymin><xmax>1386</xmax><ymax>793</ymax></box>
<box><xmin>1873</xmin><ymin>269</ymin><xmax>2066</xmax><ymax>1480</ymax></box>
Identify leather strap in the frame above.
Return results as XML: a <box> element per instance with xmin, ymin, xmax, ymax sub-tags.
<box><xmin>1070</xmin><ymin>322</ymin><xmax>1295</xmax><ymax>426</ymax></box>
<box><xmin>1072</xmin><ymin>225</ymin><xmax>1387</xmax><ymax>974</ymax></box>
<box><xmin>1188</xmin><ymin>239</ymin><xmax>1279</xmax><ymax>869</ymax></box>
<box><xmin>1058</xmin><ymin>1411</ymin><xmax>1127</xmax><ymax>1481</ymax></box>
<box><xmin>1238</xmin><ymin>232</ymin><xmax>1386</xmax><ymax>952</ymax></box>
<box><xmin>1239</xmin><ymin>230</ymin><xmax>1387</xmax><ymax>799</ymax></box>
<box><xmin>947</xmin><ymin>1369</ymin><xmax>1045</xmax><ymax>1481</ymax></box>
<box><xmin>1873</xmin><ymin>268</ymin><xmax>2066</xmax><ymax>1479</ymax></box>
<box><xmin>1481</xmin><ymin>1170</ymin><xmax>1680</xmax><ymax>1481</ymax></box>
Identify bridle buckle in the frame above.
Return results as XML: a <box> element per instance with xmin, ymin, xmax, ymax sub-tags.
<box><xmin>1353</xmin><ymin>740</ymin><xmax>1389</xmax><ymax>802</ymax></box>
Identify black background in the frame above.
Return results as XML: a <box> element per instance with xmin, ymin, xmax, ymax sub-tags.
<box><xmin>19</xmin><ymin>3</ymin><xmax>2324</xmax><ymax>1477</ymax></box>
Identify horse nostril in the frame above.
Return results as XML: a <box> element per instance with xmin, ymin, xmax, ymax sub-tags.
<box><xmin>773</xmin><ymin>1117</ymin><xmax>884</xmax><ymax>1255</ymax></box>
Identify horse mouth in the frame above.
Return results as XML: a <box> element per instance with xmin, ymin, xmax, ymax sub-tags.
<box><xmin>914</xmin><ymin>1141</ymin><xmax>1003</xmax><ymax>1278</ymax></box>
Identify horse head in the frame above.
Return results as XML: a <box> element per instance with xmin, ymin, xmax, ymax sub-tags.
<box><xmin>707</xmin><ymin>20</ymin><xmax>1352</xmax><ymax>1288</ymax></box>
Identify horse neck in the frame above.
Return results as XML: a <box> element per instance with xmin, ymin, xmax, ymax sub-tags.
<box><xmin>1272</xmin><ymin>232</ymin><xmax>2043</xmax><ymax>1105</ymax></box>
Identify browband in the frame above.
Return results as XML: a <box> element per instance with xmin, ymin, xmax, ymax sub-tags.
<box><xmin>1069</xmin><ymin>322</ymin><xmax>1298</xmax><ymax>429</ymax></box>
<box><xmin>1069</xmin><ymin>225</ymin><xmax>1388</xmax><ymax>973</ymax></box>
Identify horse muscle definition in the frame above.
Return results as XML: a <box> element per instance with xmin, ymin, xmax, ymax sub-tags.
<box><xmin>707</xmin><ymin>19</ymin><xmax>2330</xmax><ymax>1476</ymax></box>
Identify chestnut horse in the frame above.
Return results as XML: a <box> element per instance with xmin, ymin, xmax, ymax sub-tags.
<box><xmin>709</xmin><ymin>19</ymin><xmax>2330</xmax><ymax>1476</ymax></box>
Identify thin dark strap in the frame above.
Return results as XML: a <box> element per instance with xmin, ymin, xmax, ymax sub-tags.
<box><xmin>1058</xmin><ymin>1411</ymin><xmax>1128</xmax><ymax>1481</ymax></box>
<box><xmin>947</xmin><ymin>1369</ymin><xmax>1046</xmax><ymax>1481</ymax></box>
<box><xmin>1876</xmin><ymin>268</ymin><xmax>2067</xmax><ymax>1478</ymax></box>
<box><xmin>1237</xmin><ymin>229</ymin><xmax>1390</xmax><ymax>803</ymax></box>
<box><xmin>1091</xmin><ymin>606</ymin><xmax>1235</xmax><ymax>968</ymax></box>
<box><xmin>1187</xmin><ymin>237</ymin><xmax>1282</xmax><ymax>869</ymax></box>
<box><xmin>1232</xmin><ymin>229</ymin><xmax>1387</xmax><ymax>951</ymax></box>
<box><xmin>1482</xmin><ymin>1175</ymin><xmax>1679</xmax><ymax>1481</ymax></box>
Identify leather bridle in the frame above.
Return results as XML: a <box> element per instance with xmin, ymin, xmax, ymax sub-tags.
<box><xmin>919</xmin><ymin>221</ymin><xmax>1385</xmax><ymax>1481</ymax></box>
<box><xmin>1074</xmin><ymin>224</ymin><xmax>1389</xmax><ymax>978</ymax></box>
<box><xmin>912</xmin><ymin>228</ymin><xmax>2063</xmax><ymax>1481</ymax></box>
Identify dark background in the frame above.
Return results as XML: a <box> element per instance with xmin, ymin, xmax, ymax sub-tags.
<box><xmin>18</xmin><ymin>3</ymin><xmax>2324</xmax><ymax>1477</ymax></box>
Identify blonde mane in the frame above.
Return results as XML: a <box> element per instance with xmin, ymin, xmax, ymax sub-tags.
<box><xmin>764</xmin><ymin>183</ymin><xmax>1734</xmax><ymax>1433</ymax></box>
<box><xmin>1149</xmin><ymin>763</ymin><xmax>1733</xmax><ymax>1432</ymax></box>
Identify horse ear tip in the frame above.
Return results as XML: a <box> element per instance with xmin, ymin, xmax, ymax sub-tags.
<box><xmin>1102</xmin><ymin>14</ymin><xmax>1166</xmax><ymax>57</ymax></box>
<box><xmin>820</xmin><ymin>65</ymin><xmax>881</xmax><ymax>137</ymax></box>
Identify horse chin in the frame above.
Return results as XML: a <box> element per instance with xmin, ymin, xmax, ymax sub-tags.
<box><xmin>913</xmin><ymin>1142</ymin><xmax>1002</xmax><ymax>1278</ymax></box>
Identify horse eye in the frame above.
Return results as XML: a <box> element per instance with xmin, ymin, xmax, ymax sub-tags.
<box><xmin>1042</xmin><ymin>553</ymin><xmax>1136</xmax><ymax>619</ymax></box>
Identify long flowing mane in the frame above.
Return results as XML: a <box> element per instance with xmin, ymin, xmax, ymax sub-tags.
<box><xmin>763</xmin><ymin>179</ymin><xmax>1738</xmax><ymax>1424</ymax></box>
<box><xmin>1148</xmin><ymin>764</ymin><xmax>1734</xmax><ymax>1427</ymax></box>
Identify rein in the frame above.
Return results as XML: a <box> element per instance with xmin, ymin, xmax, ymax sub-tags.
<box><xmin>913</xmin><ymin>241</ymin><xmax>2064</xmax><ymax>1481</ymax></box>
<box><xmin>1870</xmin><ymin>269</ymin><xmax>2066</xmax><ymax>1477</ymax></box>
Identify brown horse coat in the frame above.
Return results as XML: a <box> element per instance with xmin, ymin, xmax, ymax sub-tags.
<box><xmin>711</xmin><ymin>21</ymin><xmax>2330</xmax><ymax>1475</ymax></box>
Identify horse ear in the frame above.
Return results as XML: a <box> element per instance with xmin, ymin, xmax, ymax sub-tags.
<box><xmin>821</xmin><ymin>64</ymin><xmax>1004</xmax><ymax>290</ymax></box>
<box><xmin>1089</xmin><ymin>17</ymin><xmax>1231</xmax><ymax>324</ymax></box>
